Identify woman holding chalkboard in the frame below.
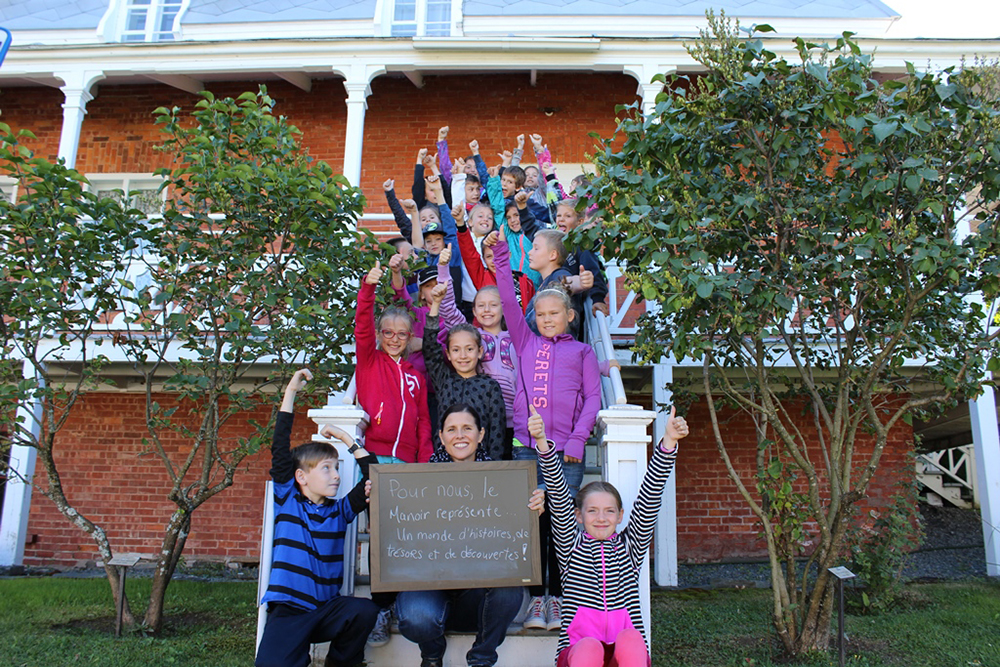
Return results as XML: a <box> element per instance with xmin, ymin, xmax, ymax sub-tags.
<box><xmin>422</xmin><ymin>281</ymin><xmax>507</xmax><ymax>461</ymax></box>
<box><xmin>395</xmin><ymin>404</ymin><xmax>544</xmax><ymax>667</ymax></box>
<box><xmin>528</xmin><ymin>405</ymin><xmax>687</xmax><ymax>667</ymax></box>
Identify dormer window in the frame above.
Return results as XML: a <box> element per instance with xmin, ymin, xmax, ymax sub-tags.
<box><xmin>121</xmin><ymin>0</ymin><xmax>183</xmax><ymax>42</ymax></box>
<box><xmin>391</xmin><ymin>0</ymin><xmax>453</xmax><ymax>37</ymax></box>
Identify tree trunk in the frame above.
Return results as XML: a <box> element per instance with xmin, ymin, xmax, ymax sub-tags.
<box><xmin>143</xmin><ymin>508</ymin><xmax>192</xmax><ymax>633</ymax></box>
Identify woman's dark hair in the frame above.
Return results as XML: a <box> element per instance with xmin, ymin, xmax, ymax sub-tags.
<box><xmin>439</xmin><ymin>403</ymin><xmax>482</xmax><ymax>431</ymax></box>
<box><xmin>446</xmin><ymin>322</ymin><xmax>482</xmax><ymax>350</ymax></box>
<box><xmin>574</xmin><ymin>480</ymin><xmax>623</xmax><ymax>511</ymax></box>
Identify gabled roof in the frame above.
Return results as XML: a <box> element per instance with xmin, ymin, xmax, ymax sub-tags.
<box><xmin>183</xmin><ymin>0</ymin><xmax>377</xmax><ymax>25</ymax></box>
<box><xmin>463</xmin><ymin>0</ymin><xmax>898</xmax><ymax>19</ymax></box>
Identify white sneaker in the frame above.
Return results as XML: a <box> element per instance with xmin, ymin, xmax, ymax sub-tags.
<box><xmin>522</xmin><ymin>595</ymin><xmax>546</xmax><ymax>630</ymax></box>
<box><xmin>367</xmin><ymin>606</ymin><xmax>392</xmax><ymax>647</ymax></box>
<box><xmin>545</xmin><ymin>596</ymin><xmax>561</xmax><ymax>631</ymax></box>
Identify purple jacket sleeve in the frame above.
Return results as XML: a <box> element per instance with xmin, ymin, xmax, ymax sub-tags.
<box><xmin>436</xmin><ymin>263</ymin><xmax>466</xmax><ymax>346</ymax></box>
<box><xmin>564</xmin><ymin>347</ymin><xmax>602</xmax><ymax>460</ymax></box>
<box><xmin>438</xmin><ymin>139</ymin><xmax>452</xmax><ymax>186</ymax></box>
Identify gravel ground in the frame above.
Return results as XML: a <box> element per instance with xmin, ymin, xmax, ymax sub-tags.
<box><xmin>1</xmin><ymin>504</ymin><xmax>991</xmax><ymax>587</ymax></box>
<box><xmin>672</xmin><ymin>504</ymin><xmax>990</xmax><ymax>589</ymax></box>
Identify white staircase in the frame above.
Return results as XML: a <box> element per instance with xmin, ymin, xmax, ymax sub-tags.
<box><xmin>917</xmin><ymin>445</ymin><xmax>978</xmax><ymax>509</ymax></box>
<box><xmin>258</xmin><ymin>303</ymin><xmax>662</xmax><ymax>666</ymax></box>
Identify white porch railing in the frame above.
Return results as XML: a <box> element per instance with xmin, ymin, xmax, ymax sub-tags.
<box><xmin>917</xmin><ymin>445</ymin><xmax>978</xmax><ymax>509</ymax></box>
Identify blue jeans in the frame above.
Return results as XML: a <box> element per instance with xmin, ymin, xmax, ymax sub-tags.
<box><xmin>511</xmin><ymin>446</ymin><xmax>585</xmax><ymax>497</ymax></box>
<box><xmin>256</xmin><ymin>596</ymin><xmax>379</xmax><ymax>667</ymax></box>
<box><xmin>396</xmin><ymin>586</ymin><xmax>524</xmax><ymax>666</ymax></box>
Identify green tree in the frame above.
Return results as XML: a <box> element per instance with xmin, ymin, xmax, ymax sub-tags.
<box><xmin>1</xmin><ymin>87</ymin><xmax>373</xmax><ymax>634</ymax></box>
<box><xmin>587</xmin><ymin>15</ymin><xmax>1000</xmax><ymax>656</ymax></box>
<box><xmin>0</xmin><ymin>124</ymin><xmax>142</xmax><ymax>621</ymax></box>
<box><xmin>113</xmin><ymin>87</ymin><xmax>370</xmax><ymax>632</ymax></box>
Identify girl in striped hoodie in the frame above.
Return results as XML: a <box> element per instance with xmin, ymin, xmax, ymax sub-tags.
<box><xmin>528</xmin><ymin>405</ymin><xmax>688</xmax><ymax>667</ymax></box>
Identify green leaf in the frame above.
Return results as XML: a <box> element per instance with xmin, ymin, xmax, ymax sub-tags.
<box><xmin>872</xmin><ymin>120</ymin><xmax>898</xmax><ymax>143</ymax></box>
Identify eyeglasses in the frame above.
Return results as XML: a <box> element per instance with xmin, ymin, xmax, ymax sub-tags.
<box><xmin>379</xmin><ymin>329</ymin><xmax>411</xmax><ymax>340</ymax></box>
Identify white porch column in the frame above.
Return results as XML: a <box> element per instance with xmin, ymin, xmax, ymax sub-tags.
<box><xmin>0</xmin><ymin>362</ymin><xmax>45</xmax><ymax>566</ymax></box>
<box><xmin>624</xmin><ymin>63</ymin><xmax>671</xmax><ymax>118</ymax></box>
<box><xmin>56</xmin><ymin>70</ymin><xmax>105</xmax><ymax>169</ymax></box>
<box><xmin>342</xmin><ymin>80</ymin><xmax>372</xmax><ymax>188</ymax></box>
<box><xmin>652</xmin><ymin>363</ymin><xmax>678</xmax><ymax>586</ymax></box>
<box><xmin>597</xmin><ymin>405</ymin><xmax>657</xmax><ymax>638</ymax></box>
<box><xmin>969</xmin><ymin>385</ymin><xmax>1000</xmax><ymax>577</ymax></box>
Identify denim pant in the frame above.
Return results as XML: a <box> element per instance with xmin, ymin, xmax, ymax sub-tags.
<box><xmin>255</xmin><ymin>596</ymin><xmax>379</xmax><ymax>667</ymax></box>
<box><xmin>396</xmin><ymin>586</ymin><xmax>524</xmax><ymax>666</ymax></box>
<box><xmin>512</xmin><ymin>446</ymin><xmax>585</xmax><ymax>597</ymax></box>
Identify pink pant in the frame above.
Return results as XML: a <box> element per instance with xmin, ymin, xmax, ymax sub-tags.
<box><xmin>557</xmin><ymin>629</ymin><xmax>650</xmax><ymax>667</ymax></box>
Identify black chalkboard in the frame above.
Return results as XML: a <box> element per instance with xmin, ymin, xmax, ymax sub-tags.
<box><xmin>369</xmin><ymin>461</ymin><xmax>541</xmax><ymax>592</ymax></box>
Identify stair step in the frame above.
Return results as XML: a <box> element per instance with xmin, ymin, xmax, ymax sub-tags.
<box><xmin>311</xmin><ymin>633</ymin><xmax>559</xmax><ymax>667</ymax></box>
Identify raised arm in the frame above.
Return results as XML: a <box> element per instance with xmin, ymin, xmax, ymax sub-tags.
<box><xmin>355</xmin><ymin>263</ymin><xmax>383</xmax><ymax>363</ymax></box>
<box><xmin>412</xmin><ymin>148</ymin><xmax>428</xmax><ymax>209</ymax></box>
<box><xmin>384</xmin><ymin>179</ymin><xmax>412</xmax><ymax>239</ymax></box>
<box><xmin>437</xmin><ymin>126</ymin><xmax>452</xmax><ymax>186</ymax></box>
<box><xmin>622</xmin><ymin>408</ymin><xmax>685</xmax><ymax>567</ymax></box>
<box><xmin>530</xmin><ymin>407</ymin><xmax>578</xmax><ymax>569</ymax></box>
<box><xmin>489</xmin><ymin>229</ymin><xmax>534</xmax><ymax>351</ymax></box>
<box><xmin>270</xmin><ymin>369</ymin><xmax>313</xmax><ymax>484</ymax></box>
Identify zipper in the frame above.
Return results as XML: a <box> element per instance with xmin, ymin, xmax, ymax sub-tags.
<box><xmin>392</xmin><ymin>358</ymin><xmax>406</xmax><ymax>459</ymax></box>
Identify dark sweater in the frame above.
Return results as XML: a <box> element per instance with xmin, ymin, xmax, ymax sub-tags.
<box><xmin>423</xmin><ymin>314</ymin><xmax>507</xmax><ymax>461</ymax></box>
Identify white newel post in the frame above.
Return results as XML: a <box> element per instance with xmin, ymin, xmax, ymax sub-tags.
<box><xmin>0</xmin><ymin>362</ymin><xmax>45</xmax><ymax>566</ymax></box>
<box><xmin>652</xmin><ymin>362</ymin><xmax>678</xmax><ymax>587</ymax></box>
<box><xmin>969</xmin><ymin>384</ymin><xmax>1000</xmax><ymax>577</ymax></box>
<box><xmin>597</xmin><ymin>404</ymin><xmax>657</xmax><ymax>639</ymax></box>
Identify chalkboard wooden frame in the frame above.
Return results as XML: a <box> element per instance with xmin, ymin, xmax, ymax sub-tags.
<box><xmin>370</xmin><ymin>460</ymin><xmax>542</xmax><ymax>593</ymax></box>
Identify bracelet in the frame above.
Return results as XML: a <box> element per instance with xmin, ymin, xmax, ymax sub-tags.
<box><xmin>545</xmin><ymin>173</ymin><xmax>557</xmax><ymax>182</ymax></box>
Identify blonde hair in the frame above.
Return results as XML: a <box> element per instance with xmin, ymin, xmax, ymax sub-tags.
<box><xmin>533</xmin><ymin>229</ymin><xmax>568</xmax><ymax>267</ymax></box>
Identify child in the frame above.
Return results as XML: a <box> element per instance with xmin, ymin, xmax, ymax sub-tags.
<box><xmin>456</xmin><ymin>200</ymin><xmax>536</xmax><ymax>314</ymax></box>
<box><xmin>492</xmin><ymin>226</ymin><xmax>602</xmax><ymax>632</ymax></box>
<box><xmin>354</xmin><ymin>260</ymin><xmax>433</xmax><ymax>464</ymax></box>
<box><xmin>554</xmin><ymin>198</ymin><xmax>611</xmax><ymax>335</ymax></box>
<box><xmin>519</xmin><ymin>229</ymin><xmax>592</xmax><ymax>336</ymax></box>
<box><xmin>528</xmin><ymin>405</ymin><xmax>687</xmax><ymax>667</ymax></box>
<box><xmin>424</xmin><ymin>281</ymin><xmax>507</xmax><ymax>461</ymax></box>
<box><xmin>257</xmin><ymin>369</ymin><xmax>380</xmax><ymax>667</ymax></box>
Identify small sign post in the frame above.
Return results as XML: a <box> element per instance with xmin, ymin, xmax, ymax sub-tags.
<box><xmin>108</xmin><ymin>553</ymin><xmax>141</xmax><ymax>637</ymax></box>
<box><xmin>827</xmin><ymin>566</ymin><xmax>856</xmax><ymax>667</ymax></box>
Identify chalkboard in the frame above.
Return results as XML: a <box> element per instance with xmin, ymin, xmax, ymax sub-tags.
<box><xmin>370</xmin><ymin>461</ymin><xmax>541</xmax><ymax>592</ymax></box>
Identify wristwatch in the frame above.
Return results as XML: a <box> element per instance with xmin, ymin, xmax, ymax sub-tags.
<box><xmin>347</xmin><ymin>441</ymin><xmax>362</xmax><ymax>455</ymax></box>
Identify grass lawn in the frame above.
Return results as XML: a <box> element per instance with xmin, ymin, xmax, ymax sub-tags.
<box><xmin>0</xmin><ymin>577</ymin><xmax>997</xmax><ymax>666</ymax></box>
<box><xmin>0</xmin><ymin>577</ymin><xmax>258</xmax><ymax>667</ymax></box>
<box><xmin>651</xmin><ymin>580</ymin><xmax>1000</xmax><ymax>667</ymax></box>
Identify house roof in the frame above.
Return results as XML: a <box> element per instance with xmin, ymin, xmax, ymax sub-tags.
<box><xmin>0</xmin><ymin>0</ymin><xmax>106</xmax><ymax>30</ymax></box>
<box><xmin>463</xmin><ymin>0</ymin><xmax>898</xmax><ymax>19</ymax></box>
<box><xmin>0</xmin><ymin>0</ymin><xmax>898</xmax><ymax>32</ymax></box>
<box><xmin>182</xmin><ymin>0</ymin><xmax>377</xmax><ymax>25</ymax></box>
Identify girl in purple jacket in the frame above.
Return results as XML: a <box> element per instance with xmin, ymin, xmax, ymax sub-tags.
<box><xmin>489</xmin><ymin>225</ymin><xmax>601</xmax><ymax>633</ymax></box>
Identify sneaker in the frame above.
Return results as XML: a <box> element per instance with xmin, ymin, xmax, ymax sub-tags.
<box><xmin>420</xmin><ymin>660</ymin><xmax>442</xmax><ymax>667</ymax></box>
<box><xmin>545</xmin><ymin>596</ymin><xmax>561</xmax><ymax>631</ymax></box>
<box><xmin>367</xmin><ymin>607</ymin><xmax>391</xmax><ymax>647</ymax></box>
<box><xmin>522</xmin><ymin>595</ymin><xmax>546</xmax><ymax>630</ymax></box>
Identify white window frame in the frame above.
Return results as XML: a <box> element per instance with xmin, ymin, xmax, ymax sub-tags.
<box><xmin>0</xmin><ymin>176</ymin><xmax>18</xmax><ymax>204</ymax></box>
<box><xmin>85</xmin><ymin>173</ymin><xmax>168</xmax><ymax>218</ymax></box>
<box><xmin>112</xmin><ymin>0</ymin><xmax>189</xmax><ymax>43</ymax></box>
<box><xmin>385</xmin><ymin>0</ymin><xmax>458</xmax><ymax>37</ymax></box>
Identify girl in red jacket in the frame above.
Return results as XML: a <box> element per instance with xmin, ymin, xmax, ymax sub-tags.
<box><xmin>354</xmin><ymin>260</ymin><xmax>433</xmax><ymax>464</ymax></box>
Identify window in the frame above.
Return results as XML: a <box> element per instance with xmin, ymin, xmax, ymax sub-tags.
<box><xmin>0</xmin><ymin>177</ymin><xmax>18</xmax><ymax>203</ymax></box>
<box><xmin>121</xmin><ymin>0</ymin><xmax>183</xmax><ymax>43</ymax></box>
<box><xmin>87</xmin><ymin>174</ymin><xmax>167</xmax><ymax>217</ymax></box>
<box><xmin>390</xmin><ymin>0</ymin><xmax>452</xmax><ymax>37</ymax></box>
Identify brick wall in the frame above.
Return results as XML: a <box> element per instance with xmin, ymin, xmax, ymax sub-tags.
<box><xmin>22</xmin><ymin>392</ymin><xmax>320</xmax><ymax>567</ymax></box>
<box><xmin>675</xmin><ymin>396</ymin><xmax>915</xmax><ymax>562</ymax></box>
<box><xmin>0</xmin><ymin>72</ymin><xmax>637</xmax><ymax>235</ymax></box>
<box><xmin>22</xmin><ymin>391</ymin><xmax>913</xmax><ymax>566</ymax></box>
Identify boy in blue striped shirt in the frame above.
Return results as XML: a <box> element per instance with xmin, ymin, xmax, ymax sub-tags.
<box><xmin>256</xmin><ymin>369</ymin><xmax>379</xmax><ymax>667</ymax></box>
